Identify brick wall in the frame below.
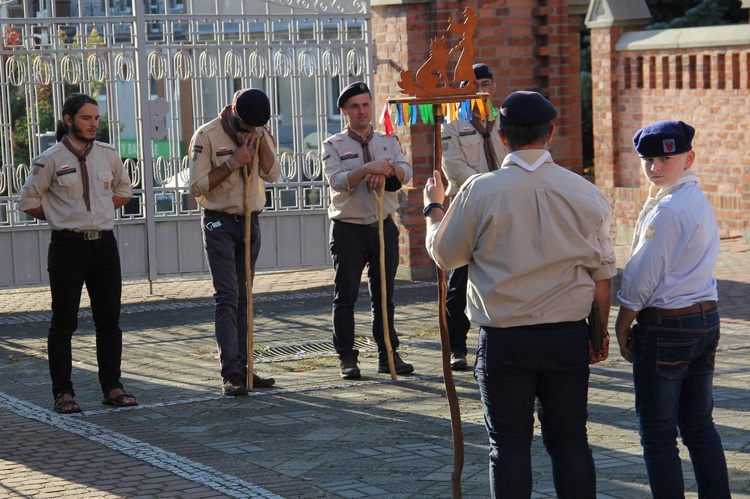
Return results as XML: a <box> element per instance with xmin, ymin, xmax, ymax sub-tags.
<box><xmin>591</xmin><ymin>24</ymin><xmax>750</xmax><ymax>244</ymax></box>
<box><xmin>371</xmin><ymin>0</ymin><xmax>584</xmax><ymax>278</ymax></box>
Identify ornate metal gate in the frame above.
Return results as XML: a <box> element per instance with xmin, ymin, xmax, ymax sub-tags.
<box><xmin>0</xmin><ymin>0</ymin><xmax>371</xmax><ymax>287</ymax></box>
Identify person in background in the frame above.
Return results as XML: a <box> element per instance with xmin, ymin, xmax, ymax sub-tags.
<box><xmin>322</xmin><ymin>81</ymin><xmax>414</xmax><ymax>379</ymax></box>
<box><xmin>615</xmin><ymin>120</ymin><xmax>731</xmax><ymax>498</ymax></box>
<box><xmin>424</xmin><ymin>91</ymin><xmax>615</xmax><ymax>497</ymax></box>
<box><xmin>18</xmin><ymin>92</ymin><xmax>137</xmax><ymax>413</ymax></box>
<box><xmin>440</xmin><ymin>62</ymin><xmax>503</xmax><ymax>370</ymax></box>
<box><xmin>188</xmin><ymin>88</ymin><xmax>281</xmax><ymax>396</ymax></box>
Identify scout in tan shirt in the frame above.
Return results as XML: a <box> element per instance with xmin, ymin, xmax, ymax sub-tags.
<box><xmin>425</xmin><ymin>91</ymin><xmax>614</xmax><ymax>498</ymax></box>
<box><xmin>18</xmin><ymin>93</ymin><xmax>136</xmax><ymax>414</ymax></box>
<box><xmin>188</xmin><ymin>88</ymin><xmax>280</xmax><ymax>396</ymax></box>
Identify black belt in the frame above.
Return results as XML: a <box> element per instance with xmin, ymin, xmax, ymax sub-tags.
<box><xmin>366</xmin><ymin>216</ymin><xmax>392</xmax><ymax>228</ymax></box>
<box><xmin>638</xmin><ymin>301</ymin><xmax>717</xmax><ymax>320</ymax></box>
<box><xmin>53</xmin><ymin>229</ymin><xmax>112</xmax><ymax>241</ymax></box>
<box><xmin>203</xmin><ymin>209</ymin><xmax>245</xmax><ymax>222</ymax></box>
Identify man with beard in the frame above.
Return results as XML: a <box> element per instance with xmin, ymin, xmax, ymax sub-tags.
<box><xmin>188</xmin><ymin>88</ymin><xmax>280</xmax><ymax>396</ymax></box>
<box><xmin>19</xmin><ymin>92</ymin><xmax>136</xmax><ymax>414</ymax></box>
<box><xmin>322</xmin><ymin>81</ymin><xmax>413</xmax><ymax>379</ymax></box>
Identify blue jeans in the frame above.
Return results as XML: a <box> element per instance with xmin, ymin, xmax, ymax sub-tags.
<box><xmin>632</xmin><ymin>309</ymin><xmax>730</xmax><ymax>499</ymax></box>
<box><xmin>329</xmin><ymin>218</ymin><xmax>399</xmax><ymax>355</ymax></box>
<box><xmin>202</xmin><ymin>213</ymin><xmax>260</xmax><ymax>378</ymax></box>
<box><xmin>475</xmin><ymin>322</ymin><xmax>596</xmax><ymax>499</ymax></box>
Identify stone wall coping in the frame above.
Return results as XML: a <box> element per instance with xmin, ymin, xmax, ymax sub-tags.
<box><xmin>585</xmin><ymin>0</ymin><xmax>650</xmax><ymax>29</ymax></box>
<box><xmin>370</xmin><ymin>0</ymin><xmax>427</xmax><ymax>6</ymax></box>
<box><xmin>615</xmin><ymin>24</ymin><xmax>750</xmax><ymax>51</ymax></box>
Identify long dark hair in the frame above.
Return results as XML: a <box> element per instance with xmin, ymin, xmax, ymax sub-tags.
<box><xmin>55</xmin><ymin>93</ymin><xmax>98</xmax><ymax>142</ymax></box>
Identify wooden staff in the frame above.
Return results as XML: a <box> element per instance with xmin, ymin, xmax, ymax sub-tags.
<box><xmin>432</xmin><ymin>104</ymin><xmax>464</xmax><ymax>499</ymax></box>
<box><xmin>374</xmin><ymin>185</ymin><xmax>397</xmax><ymax>380</ymax></box>
<box><xmin>244</xmin><ymin>135</ymin><xmax>263</xmax><ymax>390</ymax></box>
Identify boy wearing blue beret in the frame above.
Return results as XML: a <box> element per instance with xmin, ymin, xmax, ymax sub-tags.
<box><xmin>615</xmin><ymin>120</ymin><xmax>730</xmax><ymax>498</ymax></box>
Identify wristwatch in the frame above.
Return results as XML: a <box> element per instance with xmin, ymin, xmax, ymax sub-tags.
<box><xmin>423</xmin><ymin>202</ymin><xmax>444</xmax><ymax>217</ymax></box>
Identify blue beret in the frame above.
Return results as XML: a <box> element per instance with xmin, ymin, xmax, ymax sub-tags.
<box><xmin>337</xmin><ymin>81</ymin><xmax>371</xmax><ymax>108</ymax></box>
<box><xmin>499</xmin><ymin>91</ymin><xmax>558</xmax><ymax>126</ymax></box>
<box><xmin>633</xmin><ymin>120</ymin><xmax>695</xmax><ymax>157</ymax></box>
<box><xmin>234</xmin><ymin>88</ymin><xmax>271</xmax><ymax>127</ymax></box>
<box><xmin>473</xmin><ymin>63</ymin><xmax>492</xmax><ymax>81</ymax></box>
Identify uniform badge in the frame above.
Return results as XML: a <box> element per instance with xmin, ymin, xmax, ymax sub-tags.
<box><xmin>340</xmin><ymin>152</ymin><xmax>359</xmax><ymax>161</ymax></box>
<box><xmin>662</xmin><ymin>139</ymin><xmax>675</xmax><ymax>154</ymax></box>
<box><xmin>216</xmin><ymin>146</ymin><xmax>233</xmax><ymax>157</ymax></box>
<box><xmin>459</xmin><ymin>129</ymin><xmax>477</xmax><ymax>137</ymax></box>
<box><xmin>645</xmin><ymin>225</ymin><xmax>656</xmax><ymax>239</ymax></box>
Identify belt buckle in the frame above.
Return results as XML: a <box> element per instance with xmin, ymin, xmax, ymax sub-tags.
<box><xmin>83</xmin><ymin>231</ymin><xmax>101</xmax><ymax>241</ymax></box>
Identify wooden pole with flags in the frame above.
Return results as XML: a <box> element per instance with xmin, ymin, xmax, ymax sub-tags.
<box><xmin>383</xmin><ymin>7</ymin><xmax>490</xmax><ymax>497</ymax></box>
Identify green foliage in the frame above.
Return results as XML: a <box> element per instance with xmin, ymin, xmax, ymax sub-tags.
<box><xmin>646</xmin><ymin>0</ymin><xmax>748</xmax><ymax>29</ymax></box>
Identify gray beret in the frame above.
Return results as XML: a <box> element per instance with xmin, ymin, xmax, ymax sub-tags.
<box><xmin>499</xmin><ymin>91</ymin><xmax>558</xmax><ymax>126</ymax></box>
<box><xmin>234</xmin><ymin>88</ymin><xmax>271</xmax><ymax>127</ymax></box>
<box><xmin>337</xmin><ymin>81</ymin><xmax>370</xmax><ymax>108</ymax></box>
<box><xmin>633</xmin><ymin>120</ymin><xmax>695</xmax><ymax>157</ymax></box>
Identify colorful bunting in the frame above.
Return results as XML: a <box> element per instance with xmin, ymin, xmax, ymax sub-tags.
<box><xmin>386</xmin><ymin>97</ymin><xmax>495</xmax><ymax>128</ymax></box>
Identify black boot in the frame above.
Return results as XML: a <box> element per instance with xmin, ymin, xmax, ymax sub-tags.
<box><xmin>378</xmin><ymin>350</ymin><xmax>414</xmax><ymax>374</ymax></box>
<box><xmin>339</xmin><ymin>350</ymin><xmax>361</xmax><ymax>379</ymax></box>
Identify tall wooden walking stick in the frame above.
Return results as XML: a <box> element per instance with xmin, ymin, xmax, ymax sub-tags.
<box><xmin>385</xmin><ymin>7</ymin><xmax>489</xmax><ymax>498</ymax></box>
<box><xmin>374</xmin><ymin>185</ymin><xmax>397</xmax><ymax>380</ymax></box>
<box><xmin>244</xmin><ymin>136</ymin><xmax>263</xmax><ymax>390</ymax></box>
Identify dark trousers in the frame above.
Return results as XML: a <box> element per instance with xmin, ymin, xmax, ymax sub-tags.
<box><xmin>47</xmin><ymin>231</ymin><xmax>123</xmax><ymax>398</ymax></box>
<box><xmin>202</xmin><ymin>213</ymin><xmax>260</xmax><ymax>378</ymax></box>
<box><xmin>446</xmin><ymin>264</ymin><xmax>471</xmax><ymax>355</ymax></box>
<box><xmin>632</xmin><ymin>309</ymin><xmax>730</xmax><ymax>499</ymax></box>
<box><xmin>329</xmin><ymin>218</ymin><xmax>399</xmax><ymax>355</ymax></box>
<box><xmin>475</xmin><ymin>322</ymin><xmax>596</xmax><ymax>499</ymax></box>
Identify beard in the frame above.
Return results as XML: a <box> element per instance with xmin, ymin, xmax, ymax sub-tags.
<box><xmin>69</xmin><ymin>121</ymin><xmax>96</xmax><ymax>144</ymax></box>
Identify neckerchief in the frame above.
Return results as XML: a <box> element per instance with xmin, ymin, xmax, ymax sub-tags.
<box><xmin>506</xmin><ymin>150</ymin><xmax>551</xmax><ymax>172</ymax></box>
<box><xmin>219</xmin><ymin>105</ymin><xmax>241</xmax><ymax>147</ymax></box>
<box><xmin>61</xmin><ymin>135</ymin><xmax>93</xmax><ymax>211</ymax></box>
<box><xmin>630</xmin><ymin>170</ymin><xmax>698</xmax><ymax>256</ymax></box>
<box><xmin>346</xmin><ymin>125</ymin><xmax>374</xmax><ymax>163</ymax></box>
<box><xmin>469</xmin><ymin>117</ymin><xmax>498</xmax><ymax>171</ymax></box>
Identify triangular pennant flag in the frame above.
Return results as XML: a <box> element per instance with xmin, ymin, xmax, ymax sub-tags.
<box><xmin>380</xmin><ymin>102</ymin><xmax>394</xmax><ymax>136</ymax></box>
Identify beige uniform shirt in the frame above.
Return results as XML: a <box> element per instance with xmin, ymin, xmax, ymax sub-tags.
<box><xmin>188</xmin><ymin>118</ymin><xmax>281</xmax><ymax>216</ymax></box>
<box><xmin>18</xmin><ymin>140</ymin><xmax>133</xmax><ymax>231</ymax></box>
<box><xmin>322</xmin><ymin>129</ymin><xmax>412</xmax><ymax>225</ymax></box>
<box><xmin>427</xmin><ymin>149</ymin><xmax>616</xmax><ymax>328</ymax></box>
<box><xmin>441</xmin><ymin>118</ymin><xmax>504</xmax><ymax>196</ymax></box>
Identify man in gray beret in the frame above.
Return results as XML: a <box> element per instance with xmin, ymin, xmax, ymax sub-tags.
<box><xmin>424</xmin><ymin>90</ymin><xmax>615</xmax><ymax>497</ymax></box>
<box><xmin>188</xmin><ymin>88</ymin><xmax>281</xmax><ymax>396</ymax></box>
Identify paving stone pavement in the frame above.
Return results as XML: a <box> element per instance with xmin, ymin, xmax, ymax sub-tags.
<box><xmin>0</xmin><ymin>240</ymin><xmax>748</xmax><ymax>498</ymax></box>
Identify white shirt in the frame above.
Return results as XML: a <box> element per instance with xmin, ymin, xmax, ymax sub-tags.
<box><xmin>618</xmin><ymin>171</ymin><xmax>719</xmax><ymax>311</ymax></box>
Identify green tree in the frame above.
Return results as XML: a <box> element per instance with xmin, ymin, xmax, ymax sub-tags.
<box><xmin>646</xmin><ymin>0</ymin><xmax>748</xmax><ymax>29</ymax></box>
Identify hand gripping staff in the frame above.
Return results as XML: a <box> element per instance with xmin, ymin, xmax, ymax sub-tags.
<box><xmin>244</xmin><ymin>135</ymin><xmax>263</xmax><ymax>390</ymax></box>
<box><xmin>374</xmin><ymin>185</ymin><xmax>397</xmax><ymax>380</ymax></box>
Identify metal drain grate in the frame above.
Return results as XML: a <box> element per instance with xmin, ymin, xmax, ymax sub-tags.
<box><xmin>255</xmin><ymin>338</ymin><xmax>376</xmax><ymax>363</ymax></box>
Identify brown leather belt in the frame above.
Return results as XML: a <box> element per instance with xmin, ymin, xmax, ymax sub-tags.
<box><xmin>638</xmin><ymin>301</ymin><xmax>717</xmax><ymax>320</ymax></box>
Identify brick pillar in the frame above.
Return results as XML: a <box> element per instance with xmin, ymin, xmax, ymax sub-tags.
<box><xmin>371</xmin><ymin>0</ymin><xmax>584</xmax><ymax>279</ymax></box>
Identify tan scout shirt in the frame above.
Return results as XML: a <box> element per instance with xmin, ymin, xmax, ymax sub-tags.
<box><xmin>427</xmin><ymin>149</ymin><xmax>616</xmax><ymax>328</ymax></box>
<box><xmin>441</xmin><ymin>118</ymin><xmax>504</xmax><ymax>196</ymax></box>
<box><xmin>188</xmin><ymin>118</ymin><xmax>281</xmax><ymax>216</ymax></box>
<box><xmin>18</xmin><ymin>140</ymin><xmax>133</xmax><ymax>231</ymax></box>
<box><xmin>322</xmin><ymin>130</ymin><xmax>412</xmax><ymax>225</ymax></box>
